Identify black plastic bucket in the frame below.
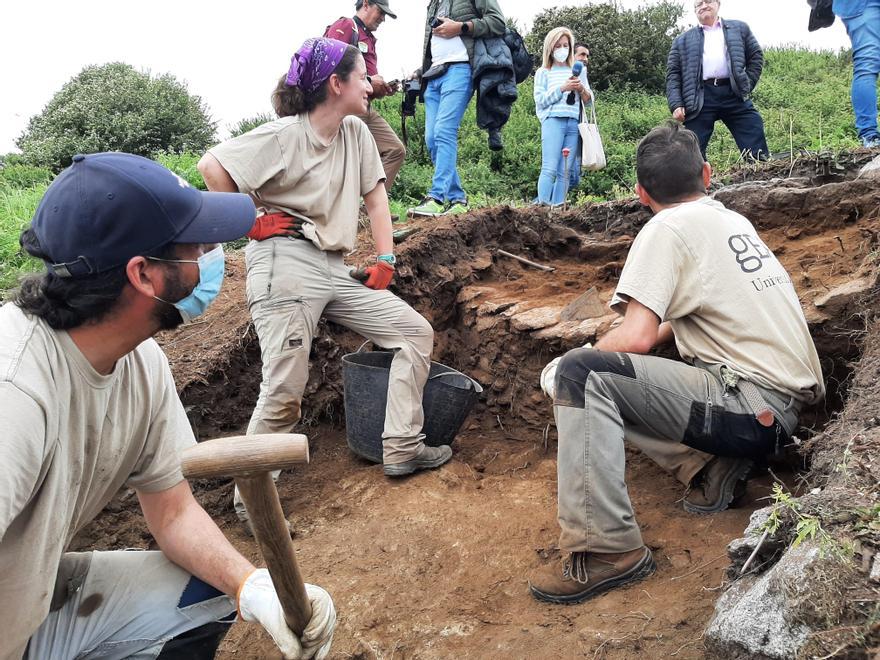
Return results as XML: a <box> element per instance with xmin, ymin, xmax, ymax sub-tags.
<box><xmin>342</xmin><ymin>349</ymin><xmax>483</xmax><ymax>463</ymax></box>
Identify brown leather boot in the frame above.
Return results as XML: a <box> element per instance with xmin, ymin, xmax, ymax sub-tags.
<box><xmin>528</xmin><ymin>546</ymin><xmax>655</xmax><ymax>604</ymax></box>
<box><xmin>683</xmin><ymin>456</ymin><xmax>753</xmax><ymax>514</ymax></box>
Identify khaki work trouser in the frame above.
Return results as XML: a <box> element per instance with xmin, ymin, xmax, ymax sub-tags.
<box><xmin>553</xmin><ymin>348</ymin><xmax>802</xmax><ymax>554</ymax></box>
<box><xmin>359</xmin><ymin>107</ymin><xmax>406</xmax><ymax>192</ymax></box>
<box><xmin>244</xmin><ymin>237</ymin><xmax>433</xmax><ymax>464</ymax></box>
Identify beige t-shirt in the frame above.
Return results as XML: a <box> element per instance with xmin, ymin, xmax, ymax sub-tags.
<box><xmin>209</xmin><ymin>114</ymin><xmax>385</xmax><ymax>253</ymax></box>
<box><xmin>610</xmin><ymin>197</ymin><xmax>824</xmax><ymax>404</ymax></box>
<box><xmin>0</xmin><ymin>303</ymin><xmax>195</xmax><ymax>659</ymax></box>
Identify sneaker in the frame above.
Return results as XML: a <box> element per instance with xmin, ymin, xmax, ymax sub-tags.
<box><xmin>683</xmin><ymin>456</ymin><xmax>753</xmax><ymax>514</ymax></box>
<box><xmin>445</xmin><ymin>199</ymin><xmax>469</xmax><ymax>215</ymax></box>
<box><xmin>383</xmin><ymin>443</ymin><xmax>453</xmax><ymax>477</ymax></box>
<box><xmin>408</xmin><ymin>197</ymin><xmax>445</xmax><ymax>217</ymax></box>
<box><xmin>528</xmin><ymin>546</ymin><xmax>655</xmax><ymax>604</ymax></box>
<box><xmin>863</xmin><ymin>135</ymin><xmax>880</xmax><ymax>148</ymax></box>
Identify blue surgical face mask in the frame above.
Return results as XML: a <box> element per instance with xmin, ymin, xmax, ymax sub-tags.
<box><xmin>150</xmin><ymin>245</ymin><xmax>225</xmax><ymax>324</ymax></box>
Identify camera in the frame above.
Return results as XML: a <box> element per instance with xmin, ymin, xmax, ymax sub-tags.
<box><xmin>401</xmin><ymin>78</ymin><xmax>422</xmax><ymax>118</ymax></box>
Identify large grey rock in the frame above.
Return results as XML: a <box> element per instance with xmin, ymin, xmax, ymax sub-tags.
<box><xmin>858</xmin><ymin>154</ymin><xmax>880</xmax><ymax>178</ymax></box>
<box><xmin>705</xmin><ymin>543</ymin><xmax>819</xmax><ymax>659</ymax></box>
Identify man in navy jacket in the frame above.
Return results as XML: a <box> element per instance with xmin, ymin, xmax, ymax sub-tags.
<box><xmin>666</xmin><ymin>0</ymin><xmax>769</xmax><ymax>160</ymax></box>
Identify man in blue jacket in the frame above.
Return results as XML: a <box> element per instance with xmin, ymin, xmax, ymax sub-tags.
<box><xmin>666</xmin><ymin>0</ymin><xmax>768</xmax><ymax>160</ymax></box>
<box><xmin>835</xmin><ymin>0</ymin><xmax>880</xmax><ymax>147</ymax></box>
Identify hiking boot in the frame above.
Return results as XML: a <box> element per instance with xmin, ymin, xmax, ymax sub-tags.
<box><xmin>445</xmin><ymin>199</ymin><xmax>469</xmax><ymax>215</ymax></box>
<box><xmin>683</xmin><ymin>456</ymin><xmax>753</xmax><ymax>514</ymax></box>
<box><xmin>408</xmin><ymin>197</ymin><xmax>445</xmax><ymax>217</ymax></box>
<box><xmin>383</xmin><ymin>443</ymin><xmax>453</xmax><ymax>477</ymax></box>
<box><xmin>528</xmin><ymin>546</ymin><xmax>655</xmax><ymax>604</ymax></box>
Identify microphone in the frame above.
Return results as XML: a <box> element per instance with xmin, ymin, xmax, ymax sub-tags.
<box><xmin>566</xmin><ymin>61</ymin><xmax>584</xmax><ymax>105</ymax></box>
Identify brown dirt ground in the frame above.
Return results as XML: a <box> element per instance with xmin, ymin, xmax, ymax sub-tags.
<box><xmin>72</xmin><ymin>164</ymin><xmax>880</xmax><ymax>659</ymax></box>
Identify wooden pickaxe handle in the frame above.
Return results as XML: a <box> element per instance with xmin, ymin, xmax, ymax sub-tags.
<box><xmin>180</xmin><ymin>434</ymin><xmax>312</xmax><ymax>635</ymax></box>
<box><xmin>237</xmin><ymin>472</ymin><xmax>312</xmax><ymax>635</ymax></box>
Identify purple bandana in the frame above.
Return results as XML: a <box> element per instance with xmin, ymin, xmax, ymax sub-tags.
<box><xmin>286</xmin><ymin>37</ymin><xmax>349</xmax><ymax>94</ymax></box>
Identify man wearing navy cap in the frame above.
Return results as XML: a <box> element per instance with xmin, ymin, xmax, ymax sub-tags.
<box><xmin>0</xmin><ymin>153</ymin><xmax>337</xmax><ymax>659</ymax></box>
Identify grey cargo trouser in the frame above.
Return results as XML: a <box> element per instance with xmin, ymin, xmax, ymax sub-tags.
<box><xmin>553</xmin><ymin>348</ymin><xmax>801</xmax><ymax>554</ymax></box>
<box><xmin>244</xmin><ymin>237</ymin><xmax>434</xmax><ymax>464</ymax></box>
<box><xmin>27</xmin><ymin>550</ymin><xmax>235</xmax><ymax>660</ymax></box>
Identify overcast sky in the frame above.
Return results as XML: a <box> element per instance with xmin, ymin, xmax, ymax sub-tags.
<box><xmin>0</xmin><ymin>1</ymin><xmax>851</xmax><ymax>155</ymax></box>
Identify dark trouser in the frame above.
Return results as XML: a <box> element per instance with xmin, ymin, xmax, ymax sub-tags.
<box><xmin>686</xmin><ymin>83</ymin><xmax>769</xmax><ymax>160</ymax></box>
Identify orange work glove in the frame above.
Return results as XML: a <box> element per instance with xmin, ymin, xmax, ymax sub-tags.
<box><xmin>349</xmin><ymin>261</ymin><xmax>395</xmax><ymax>290</ymax></box>
<box><xmin>246</xmin><ymin>213</ymin><xmax>304</xmax><ymax>241</ymax></box>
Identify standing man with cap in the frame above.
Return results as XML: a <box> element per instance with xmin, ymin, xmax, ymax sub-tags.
<box><xmin>325</xmin><ymin>0</ymin><xmax>407</xmax><ymax>192</ymax></box>
<box><xmin>666</xmin><ymin>0</ymin><xmax>769</xmax><ymax>160</ymax></box>
<box><xmin>0</xmin><ymin>153</ymin><xmax>336</xmax><ymax>659</ymax></box>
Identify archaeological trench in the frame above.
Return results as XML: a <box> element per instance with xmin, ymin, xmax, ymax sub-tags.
<box><xmin>73</xmin><ymin>152</ymin><xmax>880</xmax><ymax>659</ymax></box>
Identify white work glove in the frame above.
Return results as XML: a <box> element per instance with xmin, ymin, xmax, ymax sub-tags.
<box><xmin>540</xmin><ymin>343</ymin><xmax>592</xmax><ymax>400</ymax></box>
<box><xmin>238</xmin><ymin>568</ymin><xmax>336</xmax><ymax>660</ymax></box>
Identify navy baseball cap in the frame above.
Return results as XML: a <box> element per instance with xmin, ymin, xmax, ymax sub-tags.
<box><xmin>30</xmin><ymin>152</ymin><xmax>257</xmax><ymax>278</ymax></box>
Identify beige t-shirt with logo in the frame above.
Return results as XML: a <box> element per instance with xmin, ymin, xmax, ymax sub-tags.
<box><xmin>0</xmin><ymin>304</ymin><xmax>195</xmax><ymax>658</ymax></box>
<box><xmin>610</xmin><ymin>197</ymin><xmax>824</xmax><ymax>404</ymax></box>
<box><xmin>208</xmin><ymin>114</ymin><xmax>385</xmax><ymax>253</ymax></box>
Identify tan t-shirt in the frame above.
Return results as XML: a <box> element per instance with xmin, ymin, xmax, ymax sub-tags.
<box><xmin>208</xmin><ymin>114</ymin><xmax>385</xmax><ymax>253</ymax></box>
<box><xmin>610</xmin><ymin>197</ymin><xmax>824</xmax><ymax>404</ymax></box>
<box><xmin>0</xmin><ymin>304</ymin><xmax>195</xmax><ymax>659</ymax></box>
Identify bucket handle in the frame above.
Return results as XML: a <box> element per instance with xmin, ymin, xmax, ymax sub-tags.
<box><xmin>429</xmin><ymin>370</ymin><xmax>479</xmax><ymax>391</ymax></box>
<box><xmin>355</xmin><ymin>340</ymin><xmax>372</xmax><ymax>353</ymax></box>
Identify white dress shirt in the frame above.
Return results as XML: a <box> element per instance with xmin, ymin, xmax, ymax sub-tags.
<box><xmin>701</xmin><ymin>19</ymin><xmax>731</xmax><ymax>80</ymax></box>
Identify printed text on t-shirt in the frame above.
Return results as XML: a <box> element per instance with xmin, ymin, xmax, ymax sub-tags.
<box><xmin>727</xmin><ymin>233</ymin><xmax>771</xmax><ymax>273</ymax></box>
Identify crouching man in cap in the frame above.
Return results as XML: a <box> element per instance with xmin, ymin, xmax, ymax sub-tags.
<box><xmin>529</xmin><ymin>122</ymin><xmax>824</xmax><ymax>604</ymax></box>
<box><xmin>0</xmin><ymin>153</ymin><xmax>336</xmax><ymax>659</ymax></box>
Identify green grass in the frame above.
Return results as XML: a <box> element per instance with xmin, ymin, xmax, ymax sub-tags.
<box><xmin>0</xmin><ymin>184</ymin><xmax>46</xmax><ymax>294</ymax></box>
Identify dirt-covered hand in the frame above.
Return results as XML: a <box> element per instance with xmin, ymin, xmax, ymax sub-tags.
<box><xmin>349</xmin><ymin>261</ymin><xmax>395</xmax><ymax>290</ymax></box>
<box><xmin>247</xmin><ymin>213</ymin><xmax>304</xmax><ymax>241</ymax></box>
<box><xmin>237</xmin><ymin>569</ymin><xmax>337</xmax><ymax>659</ymax></box>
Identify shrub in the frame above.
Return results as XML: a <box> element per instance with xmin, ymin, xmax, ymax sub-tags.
<box><xmin>0</xmin><ymin>164</ymin><xmax>53</xmax><ymax>190</ymax></box>
<box><xmin>16</xmin><ymin>62</ymin><xmax>216</xmax><ymax>172</ymax></box>
<box><xmin>0</xmin><ymin>185</ymin><xmax>45</xmax><ymax>294</ymax></box>
<box><xmin>527</xmin><ymin>2</ymin><xmax>684</xmax><ymax>94</ymax></box>
<box><xmin>155</xmin><ymin>152</ymin><xmax>206</xmax><ymax>190</ymax></box>
<box><xmin>230</xmin><ymin>113</ymin><xmax>276</xmax><ymax>138</ymax></box>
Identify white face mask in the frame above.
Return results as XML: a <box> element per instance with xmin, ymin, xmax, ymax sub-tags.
<box><xmin>553</xmin><ymin>46</ymin><xmax>570</xmax><ymax>63</ymax></box>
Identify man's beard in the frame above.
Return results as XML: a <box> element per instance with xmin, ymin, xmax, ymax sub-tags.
<box><xmin>154</xmin><ymin>269</ymin><xmax>191</xmax><ymax>330</ymax></box>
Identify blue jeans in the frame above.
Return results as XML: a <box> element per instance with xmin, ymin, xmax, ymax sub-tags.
<box><xmin>424</xmin><ymin>63</ymin><xmax>473</xmax><ymax>203</ymax></box>
<box><xmin>538</xmin><ymin>117</ymin><xmax>580</xmax><ymax>205</ymax></box>
<box><xmin>841</xmin><ymin>0</ymin><xmax>880</xmax><ymax>141</ymax></box>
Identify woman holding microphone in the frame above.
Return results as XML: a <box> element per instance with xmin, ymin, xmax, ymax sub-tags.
<box><xmin>533</xmin><ymin>27</ymin><xmax>592</xmax><ymax>206</ymax></box>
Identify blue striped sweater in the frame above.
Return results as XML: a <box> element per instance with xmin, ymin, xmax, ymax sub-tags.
<box><xmin>533</xmin><ymin>65</ymin><xmax>593</xmax><ymax>123</ymax></box>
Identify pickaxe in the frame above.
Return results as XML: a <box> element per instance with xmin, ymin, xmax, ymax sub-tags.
<box><xmin>181</xmin><ymin>434</ymin><xmax>312</xmax><ymax>635</ymax></box>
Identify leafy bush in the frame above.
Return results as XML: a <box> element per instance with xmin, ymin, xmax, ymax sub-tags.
<box><xmin>16</xmin><ymin>63</ymin><xmax>216</xmax><ymax>172</ymax></box>
<box><xmin>155</xmin><ymin>152</ymin><xmax>206</xmax><ymax>190</ymax></box>
<box><xmin>230</xmin><ymin>113</ymin><xmax>276</xmax><ymax>138</ymax></box>
<box><xmin>0</xmin><ymin>164</ymin><xmax>53</xmax><ymax>190</ymax></box>
<box><xmin>526</xmin><ymin>2</ymin><xmax>684</xmax><ymax>93</ymax></box>
<box><xmin>0</xmin><ymin>185</ymin><xmax>45</xmax><ymax>294</ymax></box>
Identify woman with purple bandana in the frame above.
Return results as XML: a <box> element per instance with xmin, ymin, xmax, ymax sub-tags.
<box><xmin>199</xmin><ymin>38</ymin><xmax>450</xmax><ymax>530</ymax></box>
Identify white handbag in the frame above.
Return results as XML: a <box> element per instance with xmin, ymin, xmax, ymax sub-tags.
<box><xmin>579</xmin><ymin>102</ymin><xmax>606</xmax><ymax>171</ymax></box>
